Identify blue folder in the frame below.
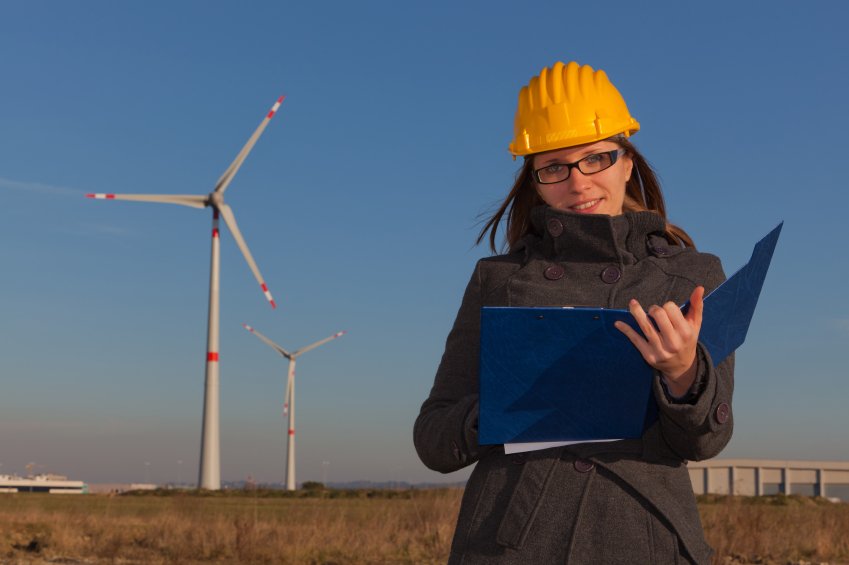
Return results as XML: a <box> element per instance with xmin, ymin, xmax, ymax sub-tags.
<box><xmin>478</xmin><ymin>223</ymin><xmax>782</xmax><ymax>445</ymax></box>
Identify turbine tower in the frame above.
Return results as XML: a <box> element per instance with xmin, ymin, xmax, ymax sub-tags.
<box><xmin>87</xmin><ymin>96</ymin><xmax>285</xmax><ymax>490</ymax></box>
<box><xmin>242</xmin><ymin>324</ymin><xmax>346</xmax><ymax>490</ymax></box>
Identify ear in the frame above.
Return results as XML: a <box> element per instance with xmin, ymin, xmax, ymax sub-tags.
<box><xmin>622</xmin><ymin>153</ymin><xmax>634</xmax><ymax>182</ymax></box>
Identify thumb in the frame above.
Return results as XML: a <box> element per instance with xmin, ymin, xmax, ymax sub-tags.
<box><xmin>687</xmin><ymin>286</ymin><xmax>705</xmax><ymax>327</ymax></box>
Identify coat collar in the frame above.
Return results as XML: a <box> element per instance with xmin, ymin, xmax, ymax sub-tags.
<box><xmin>518</xmin><ymin>206</ymin><xmax>668</xmax><ymax>264</ymax></box>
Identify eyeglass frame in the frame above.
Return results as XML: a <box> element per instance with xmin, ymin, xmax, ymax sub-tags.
<box><xmin>532</xmin><ymin>149</ymin><xmax>626</xmax><ymax>185</ymax></box>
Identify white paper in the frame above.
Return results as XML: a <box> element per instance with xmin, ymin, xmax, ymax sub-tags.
<box><xmin>503</xmin><ymin>438</ymin><xmax>621</xmax><ymax>454</ymax></box>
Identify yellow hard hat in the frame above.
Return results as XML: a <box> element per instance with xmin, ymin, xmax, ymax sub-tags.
<box><xmin>509</xmin><ymin>61</ymin><xmax>640</xmax><ymax>157</ymax></box>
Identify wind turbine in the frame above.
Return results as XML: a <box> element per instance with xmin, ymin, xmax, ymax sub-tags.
<box><xmin>87</xmin><ymin>96</ymin><xmax>285</xmax><ymax>490</ymax></box>
<box><xmin>242</xmin><ymin>324</ymin><xmax>346</xmax><ymax>490</ymax></box>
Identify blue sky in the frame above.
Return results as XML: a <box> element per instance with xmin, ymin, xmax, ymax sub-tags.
<box><xmin>1</xmin><ymin>1</ymin><xmax>848</xmax><ymax>485</ymax></box>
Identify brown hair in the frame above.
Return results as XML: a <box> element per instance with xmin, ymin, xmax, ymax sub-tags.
<box><xmin>476</xmin><ymin>137</ymin><xmax>695</xmax><ymax>252</ymax></box>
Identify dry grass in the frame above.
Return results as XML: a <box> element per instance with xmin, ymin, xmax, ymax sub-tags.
<box><xmin>0</xmin><ymin>489</ymin><xmax>462</xmax><ymax>564</ymax></box>
<box><xmin>1</xmin><ymin>490</ymin><xmax>848</xmax><ymax>564</ymax></box>
<box><xmin>699</xmin><ymin>494</ymin><xmax>849</xmax><ymax>564</ymax></box>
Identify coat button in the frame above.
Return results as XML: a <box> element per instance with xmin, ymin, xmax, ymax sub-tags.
<box><xmin>544</xmin><ymin>265</ymin><xmax>565</xmax><ymax>280</ymax></box>
<box><xmin>715</xmin><ymin>402</ymin><xmax>730</xmax><ymax>424</ymax></box>
<box><xmin>547</xmin><ymin>218</ymin><xmax>564</xmax><ymax>237</ymax></box>
<box><xmin>510</xmin><ymin>453</ymin><xmax>526</xmax><ymax>465</ymax></box>
<box><xmin>600</xmin><ymin>266</ymin><xmax>621</xmax><ymax>284</ymax></box>
<box><xmin>574</xmin><ymin>459</ymin><xmax>594</xmax><ymax>473</ymax></box>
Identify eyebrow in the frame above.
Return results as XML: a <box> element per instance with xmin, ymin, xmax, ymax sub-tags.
<box><xmin>537</xmin><ymin>147</ymin><xmax>607</xmax><ymax>166</ymax></box>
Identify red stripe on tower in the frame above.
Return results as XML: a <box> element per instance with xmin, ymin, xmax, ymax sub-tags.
<box><xmin>207</xmin><ymin>352</ymin><xmax>219</xmax><ymax>362</ymax></box>
<box><xmin>288</xmin><ymin>429</ymin><xmax>295</xmax><ymax>436</ymax></box>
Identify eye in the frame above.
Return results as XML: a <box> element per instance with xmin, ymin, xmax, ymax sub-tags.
<box><xmin>583</xmin><ymin>153</ymin><xmax>603</xmax><ymax>165</ymax></box>
<box><xmin>544</xmin><ymin>164</ymin><xmax>565</xmax><ymax>174</ymax></box>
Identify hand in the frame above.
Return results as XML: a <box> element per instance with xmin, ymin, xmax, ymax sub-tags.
<box><xmin>614</xmin><ymin>286</ymin><xmax>705</xmax><ymax>397</ymax></box>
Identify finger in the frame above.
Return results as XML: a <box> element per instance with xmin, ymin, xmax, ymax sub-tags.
<box><xmin>649</xmin><ymin>305</ymin><xmax>682</xmax><ymax>351</ymax></box>
<box><xmin>628</xmin><ymin>299</ymin><xmax>661</xmax><ymax>344</ymax></box>
<box><xmin>686</xmin><ymin>286</ymin><xmax>705</xmax><ymax>329</ymax></box>
<box><xmin>653</xmin><ymin>306</ymin><xmax>691</xmax><ymax>355</ymax></box>
<box><xmin>662</xmin><ymin>301</ymin><xmax>691</xmax><ymax>336</ymax></box>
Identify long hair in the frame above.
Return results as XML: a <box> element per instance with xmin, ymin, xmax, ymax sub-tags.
<box><xmin>476</xmin><ymin>138</ymin><xmax>694</xmax><ymax>253</ymax></box>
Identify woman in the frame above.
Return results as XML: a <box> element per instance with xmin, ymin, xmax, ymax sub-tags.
<box><xmin>414</xmin><ymin>61</ymin><xmax>733</xmax><ymax>564</ymax></box>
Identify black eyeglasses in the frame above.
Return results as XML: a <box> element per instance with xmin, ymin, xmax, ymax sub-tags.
<box><xmin>533</xmin><ymin>149</ymin><xmax>625</xmax><ymax>184</ymax></box>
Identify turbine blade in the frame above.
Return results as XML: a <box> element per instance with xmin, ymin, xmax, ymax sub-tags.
<box><xmin>242</xmin><ymin>323</ymin><xmax>291</xmax><ymax>358</ymax></box>
<box><xmin>292</xmin><ymin>330</ymin><xmax>346</xmax><ymax>357</ymax></box>
<box><xmin>214</xmin><ymin>96</ymin><xmax>285</xmax><ymax>195</ymax></box>
<box><xmin>86</xmin><ymin>193</ymin><xmax>207</xmax><ymax>209</ymax></box>
<box><xmin>218</xmin><ymin>203</ymin><xmax>276</xmax><ymax>308</ymax></box>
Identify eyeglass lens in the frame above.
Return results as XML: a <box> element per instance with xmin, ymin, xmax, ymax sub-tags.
<box><xmin>535</xmin><ymin>151</ymin><xmax>618</xmax><ymax>184</ymax></box>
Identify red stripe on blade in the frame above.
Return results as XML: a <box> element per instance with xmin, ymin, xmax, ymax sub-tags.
<box><xmin>207</xmin><ymin>352</ymin><xmax>219</xmax><ymax>362</ymax></box>
<box><xmin>266</xmin><ymin>96</ymin><xmax>285</xmax><ymax>118</ymax></box>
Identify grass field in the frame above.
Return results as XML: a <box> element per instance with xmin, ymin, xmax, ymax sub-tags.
<box><xmin>1</xmin><ymin>489</ymin><xmax>848</xmax><ymax>564</ymax></box>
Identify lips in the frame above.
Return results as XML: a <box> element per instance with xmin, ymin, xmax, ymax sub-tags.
<box><xmin>571</xmin><ymin>199</ymin><xmax>602</xmax><ymax>213</ymax></box>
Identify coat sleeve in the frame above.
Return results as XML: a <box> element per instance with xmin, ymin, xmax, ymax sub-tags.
<box><xmin>414</xmin><ymin>261</ymin><xmax>497</xmax><ymax>473</ymax></box>
<box><xmin>652</xmin><ymin>254</ymin><xmax>735</xmax><ymax>461</ymax></box>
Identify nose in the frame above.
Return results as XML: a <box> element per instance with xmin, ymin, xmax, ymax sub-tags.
<box><xmin>564</xmin><ymin>167</ymin><xmax>592</xmax><ymax>192</ymax></box>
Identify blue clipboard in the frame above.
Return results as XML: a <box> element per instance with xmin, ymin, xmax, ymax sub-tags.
<box><xmin>478</xmin><ymin>223</ymin><xmax>782</xmax><ymax>445</ymax></box>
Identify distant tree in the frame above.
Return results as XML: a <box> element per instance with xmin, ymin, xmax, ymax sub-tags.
<box><xmin>301</xmin><ymin>481</ymin><xmax>325</xmax><ymax>491</ymax></box>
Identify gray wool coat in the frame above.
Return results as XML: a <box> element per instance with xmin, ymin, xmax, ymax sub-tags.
<box><xmin>414</xmin><ymin>206</ymin><xmax>734</xmax><ymax>564</ymax></box>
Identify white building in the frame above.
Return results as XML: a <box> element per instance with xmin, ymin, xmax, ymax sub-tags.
<box><xmin>0</xmin><ymin>474</ymin><xmax>87</xmax><ymax>494</ymax></box>
<box><xmin>688</xmin><ymin>459</ymin><xmax>849</xmax><ymax>501</ymax></box>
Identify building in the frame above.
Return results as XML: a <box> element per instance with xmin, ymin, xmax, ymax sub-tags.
<box><xmin>0</xmin><ymin>474</ymin><xmax>87</xmax><ymax>494</ymax></box>
<box><xmin>688</xmin><ymin>459</ymin><xmax>849</xmax><ymax>501</ymax></box>
<box><xmin>86</xmin><ymin>483</ymin><xmax>157</xmax><ymax>494</ymax></box>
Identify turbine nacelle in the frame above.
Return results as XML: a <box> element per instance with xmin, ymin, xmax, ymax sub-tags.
<box><xmin>207</xmin><ymin>191</ymin><xmax>224</xmax><ymax>208</ymax></box>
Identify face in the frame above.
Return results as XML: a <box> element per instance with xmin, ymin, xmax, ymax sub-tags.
<box><xmin>531</xmin><ymin>140</ymin><xmax>633</xmax><ymax>216</ymax></box>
